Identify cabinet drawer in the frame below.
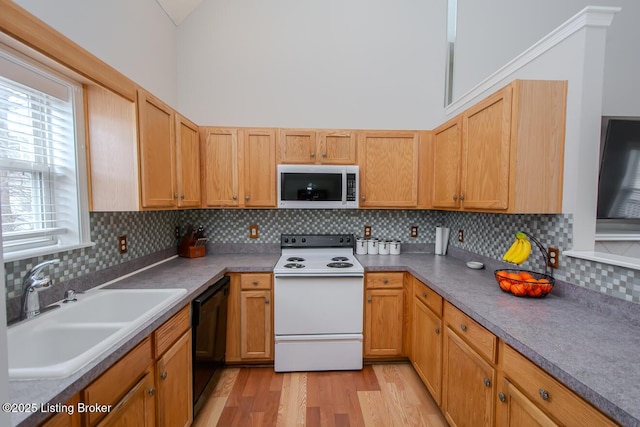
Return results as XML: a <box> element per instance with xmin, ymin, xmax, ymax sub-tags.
<box><xmin>501</xmin><ymin>343</ymin><xmax>616</xmax><ymax>427</ymax></box>
<box><xmin>154</xmin><ymin>304</ymin><xmax>190</xmax><ymax>358</ymax></box>
<box><xmin>82</xmin><ymin>337</ymin><xmax>152</xmax><ymax>426</ymax></box>
<box><xmin>367</xmin><ymin>272</ymin><xmax>404</xmax><ymax>289</ymax></box>
<box><xmin>443</xmin><ymin>301</ymin><xmax>496</xmax><ymax>363</ymax></box>
<box><xmin>413</xmin><ymin>279</ymin><xmax>443</xmax><ymax>316</ymax></box>
<box><xmin>240</xmin><ymin>273</ymin><xmax>272</xmax><ymax>290</ymax></box>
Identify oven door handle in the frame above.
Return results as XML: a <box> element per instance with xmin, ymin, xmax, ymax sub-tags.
<box><xmin>274</xmin><ymin>274</ymin><xmax>364</xmax><ymax>279</ymax></box>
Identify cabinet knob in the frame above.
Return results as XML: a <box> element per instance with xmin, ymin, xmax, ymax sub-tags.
<box><xmin>361</xmin><ymin>196</ymin><xmax>366</xmax><ymax>201</ymax></box>
<box><xmin>148</xmin><ymin>387</ymin><xmax>156</xmax><ymax>396</ymax></box>
<box><xmin>498</xmin><ymin>392</ymin><xmax>506</xmax><ymax>403</ymax></box>
<box><xmin>483</xmin><ymin>377</ymin><xmax>491</xmax><ymax>388</ymax></box>
<box><xmin>310</xmin><ymin>152</ymin><xmax>316</xmax><ymax>157</ymax></box>
<box><xmin>383</xmin><ymin>279</ymin><xmax>388</xmax><ymax>284</ymax></box>
<box><xmin>161</xmin><ymin>371</ymin><xmax>168</xmax><ymax>380</ymax></box>
<box><xmin>173</xmin><ymin>193</ymin><xmax>178</xmax><ymax>199</ymax></box>
<box><xmin>245</xmin><ymin>195</ymin><xmax>250</xmax><ymax>200</ymax></box>
<box><xmin>538</xmin><ymin>388</ymin><xmax>550</xmax><ymax>401</ymax></box>
<box><xmin>453</xmin><ymin>195</ymin><xmax>457</xmax><ymax>201</ymax></box>
<box><xmin>252</xmin><ymin>280</ymin><xmax>258</xmax><ymax>285</ymax></box>
<box><xmin>233</xmin><ymin>195</ymin><xmax>237</xmax><ymax>200</ymax></box>
<box><xmin>422</xmin><ymin>292</ymin><xmax>427</xmax><ymax>298</ymax></box>
<box><xmin>180</xmin><ymin>195</ymin><xmax>185</xmax><ymax>200</ymax></box>
<box><xmin>265</xmin><ymin>298</ymin><xmax>270</xmax><ymax>304</ymax></box>
<box><xmin>322</xmin><ymin>152</ymin><xmax>327</xmax><ymax>157</ymax></box>
<box><xmin>460</xmin><ymin>324</ymin><xmax>467</xmax><ymax>332</ymax></box>
<box><xmin>434</xmin><ymin>327</ymin><xmax>440</xmax><ymax>334</ymax></box>
<box><xmin>367</xmin><ymin>297</ymin><xmax>372</xmax><ymax>303</ymax></box>
<box><xmin>460</xmin><ymin>194</ymin><xmax>465</xmax><ymax>201</ymax></box>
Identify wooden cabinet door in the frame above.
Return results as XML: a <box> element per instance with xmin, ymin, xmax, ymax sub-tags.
<box><xmin>358</xmin><ymin>131</ymin><xmax>419</xmax><ymax>207</ymax></box>
<box><xmin>156</xmin><ymin>331</ymin><xmax>193</xmax><ymax>427</ymax></box>
<box><xmin>41</xmin><ymin>395</ymin><xmax>81</xmax><ymax>427</ymax></box>
<box><xmin>95</xmin><ymin>370</ymin><xmax>156</xmax><ymax>427</ymax></box>
<box><xmin>432</xmin><ymin>117</ymin><xmax>462</xmax><ymax>209</ymax></box>
<box><xmin>412</xmin><ymin>297</ymin><xmax>443</xmax><ymax>405</ymax></box>
<box><xmin>201</xmin><ymin>127</ymin><xmax>239</xmax><ymax>207</ymax></box>
<box><xmin>364</xmin><ymin>288</ymin><xmax>404</xmax><ymax>357</ymax></box>
<box><xmin>496</xmin><ymin>377</ymin><xmax>559</xmax><ymax>427</ymax></box>
<box><xmin>278</xmin><ymin>129</ymin><xmax>317</xmax><ymax>163</ymax></box>
<box><xmin>242</xmin><ymin>128</ymin><xmax>276</xmax><ymax>207</ymax></box>
<box><xmin>175</xmin><ymin>114</ymin><xmax>200</xmax><ymax>208</ymax></box>
<box><xmin>461</xmin><ymin>86</ymin><xmax>512</xmax><ymax>210</ymax></box>
<box><xmin>137</xmin><ymin>90</ymin><xmax>176</xmax><ymax>209</ymax></box>
<box><xmin>240</xmin><ymin>289</ymin><xmax>272</xmax><ymax>359</ymax></box>
<box><xmin>442</xmin><ymin>326</ymin><xmax>495</xmax><ymax>427</ymax></box>
<box><xmin>318</xmin><ymin>130</ymin><xmax>357</xmax><ymax>164</ymax></box>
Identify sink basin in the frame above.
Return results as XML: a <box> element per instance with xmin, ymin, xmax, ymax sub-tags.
<box><xmin>7</xmin><ymin>288</ymin><xmax>187</xmax><ymax>380</ymax></box>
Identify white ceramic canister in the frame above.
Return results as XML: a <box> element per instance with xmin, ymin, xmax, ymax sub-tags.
<box><xmin>390</xmin><ymin>240</ymin><xmax>401</xmax><ymax>255</ymax></box>
<box><xmin>356</xmin><ymin>238</ymin><xmax>367</xmax><ymax>255</ymax></box>
<box><xmin>379</xmin><ymin>240</ymin><xmax>390</xmax><ymax>255</ymax></box>
<box><xmin>367</xmin><ymin>238</ymin><xmax>379</xmax><ymax>255</ymax></box>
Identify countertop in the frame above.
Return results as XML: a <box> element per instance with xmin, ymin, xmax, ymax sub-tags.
<box><xmin>8</xmin><ymin>252</ymin><xmax>640</xmax><ymax>427</ymax></box>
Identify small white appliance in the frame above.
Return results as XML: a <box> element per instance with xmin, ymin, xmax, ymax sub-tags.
<box><xmin>273</xmin><ymin>234</ymin><xmax>364</xmax><ymax>372</ymax></box>
<box><xmin>277</xmin><ymin>164</ymin><xmax>359</xmax><ymax>209</ymax></box>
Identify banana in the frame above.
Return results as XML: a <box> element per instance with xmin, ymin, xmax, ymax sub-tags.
<box><xmin>511</xmin><ymin>236</ymin><xmax>532</xmax><ymax>265</ymax></box>
<box><xmin>502</xmin><ymin>238</ymin><xmax>521</xmax><ymax>262</ymax></box>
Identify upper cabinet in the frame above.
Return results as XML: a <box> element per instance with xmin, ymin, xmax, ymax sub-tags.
<box><xmin>278</xmin><ymin>129</ymin><xmax>356</xmax><ymax>164</ymax></box>
<box><xmin>358</xmin><ymin>131</ymin><xmax>419</xmax><ymax>208</ymax></box>
<box><xmin>201</xmin><ymin>127</ymin><xmax>277</xmax><ymax>208</ymax></box>
<box><xmin>176</xmin><ymin>114</ymin><xmax>201</xmax><ymax>208</ymax></box>
<box><xmin>431</xmin><ymin>80</ymin><xmax>567</xmax><ymax>213</ymax></box>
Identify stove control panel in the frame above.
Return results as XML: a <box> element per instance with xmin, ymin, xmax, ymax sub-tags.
<box><xmin>281</xmin><ymin>234</ymin><xmax>354</xmax><ymax>249</ymax></box>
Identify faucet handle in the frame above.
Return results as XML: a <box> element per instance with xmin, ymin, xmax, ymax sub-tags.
<box><xmin>63</xmin><ymin>289</ymin><xmax>77</xmax><ymax>303</ymax></box>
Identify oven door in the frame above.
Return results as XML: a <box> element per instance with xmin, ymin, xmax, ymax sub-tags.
<box><xmin>274</xmin><ymin>275</ymin><xmax>363</xmax><ymax>335</ymax></box>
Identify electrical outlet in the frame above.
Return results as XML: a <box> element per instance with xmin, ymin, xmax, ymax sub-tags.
<box><xmin>250</xmin><ymin>224</ymin><xmax>259</xmax><ymax>239</ymax></box>
<box><xmin>118</xmin><ymin>235</ymin><xmax>127</xmax><ymax>254</ymax></box>
<box><xmin>364</xmin><ymin>225</ymin><xmax>372</xmax><ymax>238</ymax></box>
<box><xmin>174</xmin><ymin>226</ymin><xmax>180</xmax><ymax>238</ymax></box>
<box><xmin>547</xmin><ymin>247</ymin><xmax>559</xmax><ymax>269</ymax></box>
<box><xmin>458</xmin><ymin>229</ymin><xmax>464</xmax><ymax>242</ymax></box>
<box><xmin>410</xmin><ymin>226</ymin><xmax>418</xmax><ymax>238</ymax></box>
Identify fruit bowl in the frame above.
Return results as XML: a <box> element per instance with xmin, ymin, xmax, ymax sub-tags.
<box><xmin>494</xmin><ymin>269</ymin><xmax>555</xmax><ymax>298</ymax></box>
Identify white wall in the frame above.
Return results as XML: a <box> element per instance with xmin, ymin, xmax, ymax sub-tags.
<box><xmin>176</xmin><ymin>0</ymin><xmax>448</xmax><ymax>129</ymax></box>
<box><xmin>0</xmin><ymin>210</ymin><xmax>10</xmax><ymax>426</ymax></box>
<box><xmin>454</xmin><ymin>0</ymin><xmax>640</xmax><ymax>116</ymax></box>
<box><xmin>14</xmin><ymin>0</ymin><xmax>179</xmax><ymax>107</ymax></box>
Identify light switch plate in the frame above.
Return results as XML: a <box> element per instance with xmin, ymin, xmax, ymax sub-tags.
<box><xmin>250</xmin><ymin>224</ymin><xmax>259</xmax><ymax>239</ymax></box>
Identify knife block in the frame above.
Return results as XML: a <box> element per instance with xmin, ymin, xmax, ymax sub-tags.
<box><xmin>179</xmin><ymin>245</ymin><xmax>205</xmax><ymax>258</ymax></box>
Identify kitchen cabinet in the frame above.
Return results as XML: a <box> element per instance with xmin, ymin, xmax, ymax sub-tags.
<box><xmin>201</xmin><ymin>127</ymin><xmax>277</xmax><ymax>208</ymax></box>
<box><xmin>137</xmin><ymin>89</ymin><xmax>177</xmax><ymax>209</ymax></box>
<box><xmin>417</xmin><ymin>131</ymin><xmax>434</xmax><ymax>209</ymax></box>
<box><xmin>226</xmin><ymin>273</ymin><xmax>273</xmax><ymax>361</ymax></box>
<box><xmin>442</xmin><ymin>301</ymin><xmax>497</xmax><ymax>427</ymax></box>
<box><xmin>498</xmin><ymin>343</ymin><xmax>616</xmax><ymax>427</ymax></box>
<box><xmin>363</xmin><ymin>272</ymin><xmax>405</xmax><ymax>358</ymax></box>
<box><xmin>432</xmin><ymin>80</ymin><xmax>567</xmax><ymax>213</ymax></box>
<box><xmin>357</xmin><ymin>131</ymin><xmax>419</xmax><ymax>208</ymax></box>
<box><xmin>40</xmin><ymin>394</ymin><xmax>80</xmax><ymax>427</ymax></box>
<box><xmin>411</xmin><ymin>277</ymin><xmax>443</xmax><ymax>405</ymax></box>
<box><xmin>278</xmin><ymin>129</ymin><xmax>357</xmax><ymax>164</ymax></box>
<box><xmin>153</xmin><ymin>305</ymin><xmax>192</xmax><ymax>427</ymax></box>
<box><xmin>176</xmin><ymin>114</ymin><xmax>201</xmax><ymax>208</ymax></box>
<box><xmin>94</xmin><ymin>371</ymin><xmax>156</xmax><ymax>427</ymax></box>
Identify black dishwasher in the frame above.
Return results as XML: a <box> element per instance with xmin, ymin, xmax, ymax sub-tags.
<box><xmin>191</xmin><ymin>275</ymin><xmax>230</xmax><ymax>415</ymax></box>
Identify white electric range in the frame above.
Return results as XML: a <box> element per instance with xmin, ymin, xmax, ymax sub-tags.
<box><xmin>273</xmin><ymin>234</ymin><xmax>364</xmax><ymax>372</ymax></box>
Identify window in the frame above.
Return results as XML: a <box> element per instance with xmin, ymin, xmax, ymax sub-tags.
<box><xmin>0</xmin><ymin>45</ymin><xmax>91</xmax><ymax>261</ymax></box>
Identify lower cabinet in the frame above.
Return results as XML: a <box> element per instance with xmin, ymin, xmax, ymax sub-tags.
<box><xmin>226</xmin><ymin>273</ymin><xmax>273</xmax><ymax>362</ymax></box>
<box><xmin>40</xmin><ymin>395</ymin><xmax>81</xmax><ymax>427</ymax></box>
<box><xmin>363</xmin><ymin>272</ymin><xmax>405</xmax><ymax>358</ymax></box>
<box><xmin>497</xmin><ymin>377</ymin><xmax>558</xmax><ymax>427</ymax></box>
<box><xmin>95</xmin><ymin>371</ymin><xmax>156</xmax><ymax>427</ymax></box>
<box><xmin>155</xmin><ymin>331</ymin><xmax>193</xmax><ymax>427</ymax></box>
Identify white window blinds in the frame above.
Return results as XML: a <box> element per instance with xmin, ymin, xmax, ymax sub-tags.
<box><xmin>0</xmin><ymin>46</ymin><xmax>90</xmax><ymax>258</ymax></box>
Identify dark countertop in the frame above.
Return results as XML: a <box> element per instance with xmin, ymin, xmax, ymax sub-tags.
<box><xmin>9</xmin><ymin>252</ymin><xmax>640</xmax><ymax>426</ymax></box>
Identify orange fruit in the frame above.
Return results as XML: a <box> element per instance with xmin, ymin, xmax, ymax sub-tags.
<box><xmin>527</xmin><ymin>285</ymin><xmax>543</xmax><ymax>297</ymax></box>
<box><xmin>495</xmin><ymin>270</ymin><xmax>508</xmax><ymax>279</ymax></box>
<box><xmin>506</xmin><ymin>272</ymin><xmax>521</xmax><ymax>283</ymax></box>
<box><xmin>499</xmin><ymin>279</ymin><xmax>511</xmax><ymax>292</ymax></box>
<box><xmin>537</xmin><ymin>279</ymin><xmax>552</xmax><ymax>294</ymax></box>
<box><xmin>510</xmin><ymin>283</ymin><xmax>527</xmax><ymax>297</ymax></box>
<box><xmin>519</xmin><ymin>272</ymin><xmax>535</xmax><ymax>281</ymax></box>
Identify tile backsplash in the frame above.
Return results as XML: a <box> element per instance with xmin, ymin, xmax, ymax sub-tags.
<box><xmin>4</xmin><ymin>208</ymin><xmax>640</xmax><ymax>314</ymax></box>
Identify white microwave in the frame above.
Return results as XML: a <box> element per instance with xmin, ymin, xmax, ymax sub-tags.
<box><xmin>277</xmin><ymin>164</ymin><xmax>359</xmax><ymax>209</ymax></box>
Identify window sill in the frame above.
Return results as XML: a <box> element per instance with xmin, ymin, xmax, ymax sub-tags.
<box><xmin>3</xmin><ymin>242</ymin><xmax>95</xmax><ymax>263</ymax></box>
<box><xmin>595</xmin><ymin>233</ymin><xmax>640</xmax><ymax>241</ymax></box>
<box><xmin>563</xmin><ymin>250</ymin><xmax>640</xmax><ymax>271</ymax></box>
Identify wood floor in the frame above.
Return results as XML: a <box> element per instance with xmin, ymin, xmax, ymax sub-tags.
<box><xmin>193</xmin><ymin>363</ymin><xmax>448</xmax><ymax>427</ymax></box>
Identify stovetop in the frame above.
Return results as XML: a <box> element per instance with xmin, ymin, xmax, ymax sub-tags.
<box><xmin>274</xmin><ymin>234</ymin><xmax>363</xmax><ymax>276</ymax></box>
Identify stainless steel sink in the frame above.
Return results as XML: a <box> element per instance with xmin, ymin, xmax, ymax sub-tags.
<box><xmin>7</xmin><ymin>288</ymin><xmax>187</xmax><ymax>380</ymax></box>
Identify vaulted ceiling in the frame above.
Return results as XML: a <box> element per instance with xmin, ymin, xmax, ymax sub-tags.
<box><xmin>155</xmin><ymin>0</ymin><xmax>203</xmax><ymax>25</ymax></box>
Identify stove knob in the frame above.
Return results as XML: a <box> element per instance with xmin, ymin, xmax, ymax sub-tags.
<box><xmin>302</xmin><ymin>238</ymin><xmax>306</xmax><ymax>243</ymax></box>
<box><xmin>339</xmin><ymin>237</ymin><xmax>344</xmax><ymax>243</ymax></box>
<box><xmin>347</xmin><ymin>236</ymin><xmax>351</xmax><ymax>242</ymax></box>
<box><xmin>292</xmin><ymin>238</ymin><xmax>296</xmax><ymax>243</ymax></box>
<box><xmin>284</xmin><ymin>238</ymin><xmax>289</xmax><ymax>243</ymax></box>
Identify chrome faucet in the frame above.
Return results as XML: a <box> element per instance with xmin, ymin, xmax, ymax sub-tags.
<box><xmin>21</xmin><ymin>259</ymin><xmax>60</xmax><ymax>320</ymax></box>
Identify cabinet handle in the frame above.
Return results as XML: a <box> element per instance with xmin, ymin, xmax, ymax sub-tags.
<box><xmin>460</xmin><ymin>324</ymin><xmax>467</xmax><ymax>332</ymax></box>
<box><xmin>498</xmin><ymin>392</ymin><xmax>506</xmax><ymax>403</ymax></box>
<box><xmin>173</xmin><ymin>193</ymin><xmax>178</xmax><ymax>199</ymax></box>
<box><xmin>161</xmin><ymin>371</ymin><xmax>168</xmax><ymax>380</ymax></box>
<box><xmin>422</xmin><ymin>291</ymin><xmax>427</xmax><ymax>298</ymax></box>
<box><xmin>383</xmin><ymin>279</ymin><xmax>388</xmax><ymax>284</ymax></box>
<box><xmin>483</xmin><ymin>377</ymin><xmax>491</xmax><ymax>388</ymax></box>
<box><xmin>460</xmin><ymin>194</ymin><xmax>465</xmax><ymax>201</ymax></box>
<box><xmin>265</xmin><ymin>298</ymin><xmax>270</xmax><ymax>304</ymax></box>
<box><xmin>453</xmin><ymin>195</ymin><xmax>457</xmax><ymax>201</ymax></box>
<box><xmin>434</xmin><ymin>327</ymin><xmax>440</xmax><ymax>334</ymax></box>
<box><xmin>538</xmin><ymin>388</ymin><xmax>550</xmax><ymax>401</ymax></box>
<box><xmin>361</xmin><ymin>196</ymin><xmax>366</xmax><ymax>201</ymax></box>
<box><xmin>252</xmin><ymin>280</ymin><xmax>258</xmax><ymax>285</ymax></box>
<box><xmin>233</xmin><ymin>195</ymin><xmax>237</xmax><ymax>200</ymax></box>
<box><xmin>310</xmin><ymin>152</ymin><xmax>316</xmax><ymax>157</ymax></box>
<box><xmin>367</xmin><ymin>297</ymin><xmax>372</xmax><ymax>303</ymax></box>
<box><xmin>322</xmin><ymin>152</ymin><xmax>327</xmax><ymax>157</ymax></box>
<box><xmin>245</xmin><ymin>195</ymin><xmax>250</xmax><ymax>200</ymax></box>
<box><xmin>148</xmin><ymin>387</ymin><xmax>156</xmax><ymax>396</ymax></box>
<box><xmin>180</xmin><ymin>195</ymin><xmax>185</xmax><ymax>200</ymax></box>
